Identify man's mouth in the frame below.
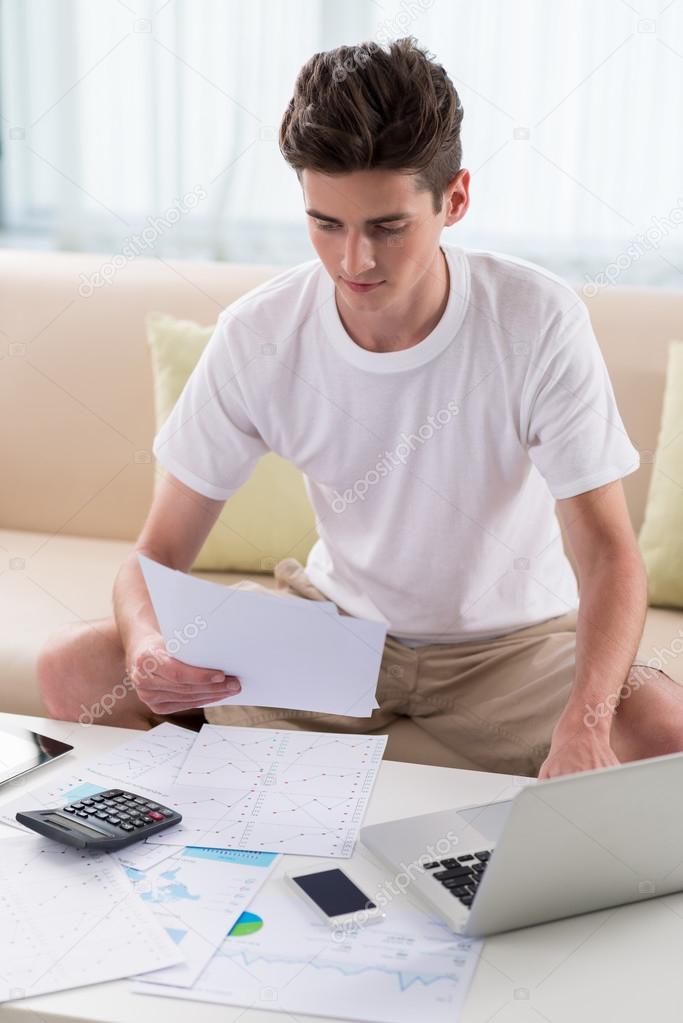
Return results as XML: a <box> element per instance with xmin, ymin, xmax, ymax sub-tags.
<box><xmin>340</xmin><ymin>277</ymin><xmax>385</xmax><ymax>293</ymax></box>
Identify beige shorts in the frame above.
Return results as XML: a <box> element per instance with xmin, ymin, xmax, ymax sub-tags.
<box><xmin>204</xmin><ymin>558</ymin><xmax>648</xmax><ymax>776</ymax></box>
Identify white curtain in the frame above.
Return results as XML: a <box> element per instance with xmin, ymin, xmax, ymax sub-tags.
<box><xmin>2</xmin><ymin>0</ymin><xmax>683</xmax><ymax>286</ymax></box>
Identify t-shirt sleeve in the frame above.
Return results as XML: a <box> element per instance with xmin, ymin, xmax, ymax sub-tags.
<box><xmin>152</xmin><ymin>314</ymin><xmax>269</xmax><ymax>501</ymax></box>
<box><xmin>522</xmin><ymin>299</ymin><xmax>640</xmax><ymax>500</ymax></box>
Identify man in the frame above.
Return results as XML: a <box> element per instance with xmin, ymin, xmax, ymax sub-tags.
<box><xmin>37</xmin><ymin>37</ymin><xmax>683</xmax><ymax>779</ymax></box>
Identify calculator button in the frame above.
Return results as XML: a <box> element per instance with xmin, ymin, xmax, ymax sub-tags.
<box><xmin>131</xmin><ymin>819</ymin><xmax>147</xmax><ymax>828</ymax></box>
<box><xmin>107</xmin><ymin>816</ymin><xmax>122</xmax><ymax>825</ymax></box>
<box><xmin>76</xmin><ymin>811</ymin><xmax>89</xmax><ymax>818</ymax></box>
<box><xmin>120</xmin><ymin>823</ymin><xmax>134</xmax><ymax>831</ymax></box>
<box><xmin>95</xmin><ymin>811</ymin><xmax>109</xmax><ymax>819</ymax></box>
<box><xmin>71</xmin><ymin>802</ymin><xmax>84</xmax><ymax>809</ymax></box>
<box><xmin>91</xmin><ymin>794</ymin><xmax>105</xmax><ymax>802</ymax></box>
<box><xmin>83</xmin><ymin>806</ymin><xmax>98</xmax><ymax>814</ymax></box>
<box><xmin>160</xmin><ymin>810</ymin><xmax>175</xmax><ymax>818</ymax></box>
<box><xmin>63</xmin><ymin>806</ymin><xmax>76</xmax><ymax>813</ymax></box>
<box><xmin>146</xmin><ymin>811</ymin><xmax>164</xmax><ymax>821</ymax></box>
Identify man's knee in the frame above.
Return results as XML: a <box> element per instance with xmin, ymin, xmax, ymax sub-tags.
<box><xmin>36</xmin><ymin>618</ymin><xmax>124</xmax><ymax>721</ymax></box>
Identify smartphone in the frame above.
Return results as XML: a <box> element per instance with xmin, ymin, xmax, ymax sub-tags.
<box><xmin>287</xmin><ymin>867</ymin><xmax>385</xmax><ymax>929</ymax></box>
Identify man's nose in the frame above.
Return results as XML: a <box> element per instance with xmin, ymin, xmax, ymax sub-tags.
<box><xmin>341</xmin><ymin>232</ymin><xmax>376</xmax><ymax>278</ymax></box>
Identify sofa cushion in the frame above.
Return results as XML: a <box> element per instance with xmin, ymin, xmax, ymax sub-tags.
<box><xmin>0</xmin><ymin>529</ymin><xmax>278</xmax><ymax>716</ymax></box>
<box><xmin>2</xmin><ymin>529</ymin><xmax>681</xmax><ymax>728</ymax></box>
<box><xmin>0</xmin><ymin>529</ymin><xmax>487</xmax><ymax>769</ymax></box>
<box><xmin>146</xmin><ymin>311</ymin><xmax>317</xmax><ymax>573</ymax></box>
<box><xmin>638</xmin><ymin>341</ymin><xmax>683</xmax><ymax>608</ymax></box>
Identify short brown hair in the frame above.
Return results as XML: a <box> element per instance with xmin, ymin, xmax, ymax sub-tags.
<box><xmin>279</xmin><ymin>37</ymin><xmax>464</xmax><ymax>214</ymax></box>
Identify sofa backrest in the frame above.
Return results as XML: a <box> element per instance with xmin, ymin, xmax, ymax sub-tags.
<box><xmin>1</xmin><ymin>248</ymin><xmax>679</xmax><ymax>543</ymax></box>
<box><xmin>0</xmin><ymin>250</ymin><xmax>280</xmax><ymax>542</ymax></box>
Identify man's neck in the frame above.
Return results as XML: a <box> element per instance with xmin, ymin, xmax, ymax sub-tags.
<box><xmin>335</xmin><ymin>247</ymin><xmax>450</xmax><ymax>354</ymax></box>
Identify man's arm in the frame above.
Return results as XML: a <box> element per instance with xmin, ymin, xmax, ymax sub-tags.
<box><xmin>538</xmin><ymin>479</ymin><xmax>648</xmax><ymax>779</ymax></box>
<box><xmin>114</xmin><ymin>470</ymin><xmax>224</xmax><ymax>648</ymax></box>
<box><xmin>113</xmin><ymin>470</ymin><xmax>242</xmax><ymax>714</ymax></box>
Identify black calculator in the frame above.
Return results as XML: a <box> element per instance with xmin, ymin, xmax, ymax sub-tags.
<box><xmin>16</xmin><ymin>788</ymin><xmax>182</xmax><ymax>850</ymax></box>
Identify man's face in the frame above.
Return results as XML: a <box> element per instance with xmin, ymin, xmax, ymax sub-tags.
<box><xmin>301</xmin><ymin>168</ymin><xmax>468</xmax><ymax>315</ymax></box>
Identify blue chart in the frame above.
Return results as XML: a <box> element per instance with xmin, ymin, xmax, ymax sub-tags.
<box><xmin>168</xmin><ymin>726</ymin><xmax>388</xmax><ymax>857</ymax></box>
<box><xmin>138</xmin><ymin>885</ymin><xmax>483</xmax><ymax>1023</ymax></box>
<box><xmin>128</xmin><ymin>846</ymin><xmax>278</xmax><ymax>989</ymax></box>
<box><xmin>228</xmin><ymin>911</ymin><xmax>263</xmax><ymax>937</ymax></box>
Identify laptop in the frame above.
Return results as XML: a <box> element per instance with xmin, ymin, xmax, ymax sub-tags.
<box><xmin>360</xmin><ymin>750</ymin><xmax>683</xmax><ymax>936</ymax></box>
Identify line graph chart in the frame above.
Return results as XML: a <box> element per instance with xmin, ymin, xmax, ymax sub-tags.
<box><xmin>169</xmin><ymin>725</ymin><xmax>387</xmax><ymax>856</ymax></box>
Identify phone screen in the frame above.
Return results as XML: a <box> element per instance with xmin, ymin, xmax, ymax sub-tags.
<box><xmin>292</xmin><ymin>869</ymin><xmax>377</xmax><ymax>918</ymax></box>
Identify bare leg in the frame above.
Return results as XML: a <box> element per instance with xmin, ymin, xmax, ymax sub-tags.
<box><xmin>610</xmin><ymin>666</ymin><xmax>683</xmax><ymax>761</ymax></box>
<box><xmin>37</xmin><ymin>618</ymin><xmax>158</xmax><ymax>730</ymax></box>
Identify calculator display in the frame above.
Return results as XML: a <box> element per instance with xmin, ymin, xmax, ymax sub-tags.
<box><xmin>44</xmin><ymin>814</ymin><xmax>107</xmax><ymax>837</ymax></box>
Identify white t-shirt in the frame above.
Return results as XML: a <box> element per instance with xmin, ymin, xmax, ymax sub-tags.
<box><xmin>152</xmin><ymin>244</ymin><xmax>639</xmax><ymax>645</ymax></box>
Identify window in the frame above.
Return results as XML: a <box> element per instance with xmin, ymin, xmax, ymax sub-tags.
<box><xmin>1</xmin><ymin>0</ymin><xmax>682</xmax><ymax>288</ymax></box>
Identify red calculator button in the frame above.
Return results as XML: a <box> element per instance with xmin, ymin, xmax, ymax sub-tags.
<box><xmin>146</xmin><ymin>811</ymin><xmax>164</xmax><ymax>821</ymax></box>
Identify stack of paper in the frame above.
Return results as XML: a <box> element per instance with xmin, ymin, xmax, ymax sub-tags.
<box><xmin>127</xmin><ymin>845</ymin><xmax>279</xmax><ymax>987</ymax></box>
<box><xmin>3</xmin><ymin>722</ymin><xmax>387</xmax><ymax>860</ymax></box>
<box><xmin>0</xmin><ymin>835</ymin><xmax>182</xmax><ymax>1003</ymax></box>
<box><xmin>1</xmin><ymin>722</ymin><xmax>483</xmax><ymax>1019</ymax></box>
<box><xmin>153</xmin><ymin>723</ymin><xmax>388</xmax><ymax>857</ymax></box>
<box><xmin>138</xmin><ymin>554</ymin><xmax>386</xmax><ymax>717</ymax></box>
<box><xmin>137</xmin><ymin>878</ymin><xmax>484</xmax><ymax>1023</ymax></box>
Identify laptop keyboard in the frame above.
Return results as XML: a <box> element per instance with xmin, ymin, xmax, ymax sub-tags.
<box><xmin>423</xmin><ymin>850</ymin><xmax>492</xmax><ymax>908</ymax></box>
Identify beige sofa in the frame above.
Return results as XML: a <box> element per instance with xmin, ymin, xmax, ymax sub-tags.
<box><xmin>1</xmin><ymin>249</ymin><xmax>682</xmax><ymax>767</ymax></box>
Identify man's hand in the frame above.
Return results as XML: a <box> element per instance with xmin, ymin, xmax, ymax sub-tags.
<box><xmin>538</xmin><ymin>723</ymin><xmax>620</xmax><ymax>780</ymax></box>
<box><xmin>127</xmin><ymin>633</ymin><xmax>241</xmax><ymax>715</ymax></box>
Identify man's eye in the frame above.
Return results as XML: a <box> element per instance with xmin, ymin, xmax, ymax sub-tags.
<box><xmin>313</xmin><ymin>221</ymin><xmax>406</xmax><ymax>234</ymax></box>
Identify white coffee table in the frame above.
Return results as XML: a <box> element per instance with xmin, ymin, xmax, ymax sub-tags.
<box><xmin>1</xmin><ymin>712</ymin><xmax>682</xmax><ymax>1023</ymax></box>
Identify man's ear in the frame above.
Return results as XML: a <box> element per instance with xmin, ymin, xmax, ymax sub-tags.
<box><xmin>443</xmin><ymin>168</ymin><xmax>470</xmax><ymax>227</ymax></box>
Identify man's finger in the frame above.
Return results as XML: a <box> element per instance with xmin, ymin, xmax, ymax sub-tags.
<box><xmin>137</xmin><ymin>682</ymin><xmax>241</xmax><ymax>703</ymax></box>
<box><xmin>133</xmin><ymin>666</ymin><xmax>240</xmax><ymax>693</ymax></box>
<box><xmin>159</xmin><ymin>658</ymin><xmax>239</xmax><ymax>688</ymax></box>
<box><xmin>146</xmin><ymin>697</ymin><xmax>226</xmax><ymax>714</ymax></box>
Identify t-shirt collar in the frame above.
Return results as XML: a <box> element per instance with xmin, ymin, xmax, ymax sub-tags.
<box><xmin>319</xmin><ymin>243</ymin><xmax>470</xmax><ymax>373</ymax></box>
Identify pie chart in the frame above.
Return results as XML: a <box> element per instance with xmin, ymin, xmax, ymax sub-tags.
<box><xmin>228</xmin><ymin>911</ymin><xmax>264</xmax><ymax>937</ymax></box>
